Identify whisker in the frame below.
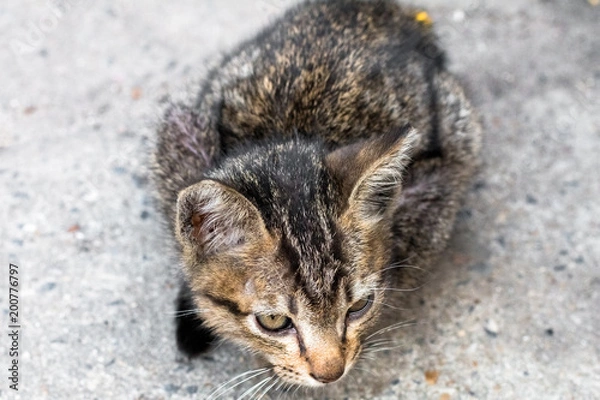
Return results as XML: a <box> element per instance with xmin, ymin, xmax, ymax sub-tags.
<box><xmin>353</xmin><ymin>366</ymin><xmax>378</xmax><ymax>377</ymax></box>
<box><xmin>362</xmin><ymin>280</ymin><xmax>430</xmax><ymax>299</ymax></box>
<box><xmin>387</xmin><ymin>254</ymin><xmax>415</xmax><ymax>265</ymax></box>
<box><xmin>277</xmin><ymin>382</ymin><xmax>289</xmax><ymax>399</ymax></box>
<box><xmin>283</xmin><ymin>381</ymin><xmax>296</xmax><ymax>397</ymax></box>
<box><xmin>255</xmin><ymin>376</ymin><xmax>280</xmax><ymax>400</ymax></box>
<box><xmin>292</xmin><ymin>382</ymin><xmax>302</xmax><ymax>398</ymax></box>
<box><xmin>360</xmin><ymin>260</ymin><xmax>434</xmax><ymax>295</ymax></box>
<box><xmin>278</xmin><ymin>380</ymin><xmax>288</xmax><ymax>391</ymax></box>
<box><xmin>237</xmin><ymin>376</ymin><xmax>273</xmax><ymax>400</ymax></box>
<box><xmin>364</xmin><ymin>336</ymin><xmax>401</xmax><ymax>346</ymax></box>
<box><xmin>270</xmin><ymin>379</ymin><xmax>287</xmax><ymax>398</ymax></box>
<box><xmin>365</xmin><ymin>323</ymin><xmax>411</xmax><ymax>341</ymax></box>
<box><xmin>363</xmin><ymin>345</ymin><xmax>399</xmax><ymax>353</ymax></box>
<box><xmin>363</xmin><ymin>343</ymin><xmax>406</xmax><ymax>354</ymax></box>
<box><xmin>369</xmin><ymin>299</ymin><xmax>409</xmax><ymax>311</ymax></box>
<box><xmin>359</xmin><ymin>266</ymin><xmax>407</xmax><ymax>283</ymax></box>
<box><xmin>365</xmin><ymin>336</ymin><xmax>394</xmax><ymax>344</ymax></box>
<box><xmin>365</xmin><ymin>319</ymin><xmax>416</xmax><ymax>340</ymax></box>
<box><xmin>359</xmin><ymin>353</ymin><xmax>377</xmax><ymax>361</ymax></box>
<box><xmin>164</xmin><ymin>308</ymin><xmax>206</xmax><ymax>318</ymax></box>
<box><xmin>380</xmin><ymin>263</ymin><xmax>429</xmax><ymax>275</ymax></box>
<box><xmin>377</xmin><ymin>283</ymin><xmax>428</xmax><ymax>293</ymax></box>
<box><xmin>360</xmin><ymin>257</ymin><xmax>427</xmax><ymax>281</ymax></box>
<box><xmin>206</xmin><ymin>367</ymin><xmax>270</xmax><ymax>400</ymax></box>
<box><xmin>172</xmin><ymin>311</ymin><xmax>202</xmax><ymax>318</ymax></box>
<box><xmin>364</xmin><ymin>339</ymin><xmax>395</xmax><ymax>348</ymax></box>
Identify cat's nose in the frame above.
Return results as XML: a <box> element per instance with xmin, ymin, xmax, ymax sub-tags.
<box><xmin>309</xmin><ymin>356</ymin><xmax>345</xmax><ymax>384</ymax></box>
<box><xmin>310</xmin><ymin>366</ymin><xmax>345</xmax><ymax>384</ymax></box>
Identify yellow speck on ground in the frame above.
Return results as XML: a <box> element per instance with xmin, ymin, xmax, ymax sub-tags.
<box><xmin>440</xmin><ymin>394</ymin><xmax>451</xmax><ymax>400</ymax></box>
<box><xmin>588</xmin><ymin>0</ymin><xmax>598</xmax><ymax>6</ymax></box>
<box><xmin>415</xmin><ymin>11</ymin><xmax>433</xmax><ymax>26</ymax></box>
<box><xmin>425</xmin><ymin>369</ymin><xmax>440</xmax><ymax>385</ymax></box>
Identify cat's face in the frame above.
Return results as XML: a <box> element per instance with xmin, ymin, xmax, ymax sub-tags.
<box><xmin>175</xmin><ymin>126</ymin><xmax>415</xmax><ymax>386</ymax></box>
<box><xmin>184</xmin><ymin>205</ymin><xmax>390</xmax><ymax>386</ymax></box>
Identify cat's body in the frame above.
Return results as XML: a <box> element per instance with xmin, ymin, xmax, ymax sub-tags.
<box><xmin>153</xmin><ymin>0</ymin><xmax>481</xmax><ymax>389</ymax></box>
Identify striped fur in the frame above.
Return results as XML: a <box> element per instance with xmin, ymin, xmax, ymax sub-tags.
<box><xmin>152</xmin><ymin>0</ymin><xmax>481</xmax><ymax>388</ymax></box>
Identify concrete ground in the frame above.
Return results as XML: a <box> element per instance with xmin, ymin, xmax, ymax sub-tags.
<box><xmin>1</xmin><ymin>0</ymin><xmax>599</xmax><ymax>399</ymax></box>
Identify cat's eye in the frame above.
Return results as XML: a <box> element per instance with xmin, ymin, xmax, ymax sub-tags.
<box><xmin>347</xmin><ymin>295</ymin><xmax>373</xmax><ymax>320</ymax></box>
<box><xmin>256</xmin><ymin>314</ymin><xmax>293</xmax><ymax>332</ymax></box>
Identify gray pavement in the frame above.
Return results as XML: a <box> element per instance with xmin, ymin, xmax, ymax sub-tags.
<box><xmin>1</xmin><ymin>0</ymin><xmax>599</xmax><ymax>399</ymax></box>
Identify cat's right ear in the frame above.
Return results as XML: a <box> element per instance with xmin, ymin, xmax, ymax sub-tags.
<box><xmin>175</xmin><ymin>180</ymin><xmax>269</xmax><ymax>257</ymax></box>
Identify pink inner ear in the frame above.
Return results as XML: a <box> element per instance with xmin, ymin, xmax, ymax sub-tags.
<box><xmin>191</xmin><ymin>212</ymin><xmax>206</xmax><ymax>242</ymax></box>
<box><xmin>178</xmin><ymin>180</ymin><xmax>271</xmax><ymax>254</ymax></box>
<box><xmin>189</xmin><ymin>195</ymin><xmax>222</xmax><ymax>244</ymax></box>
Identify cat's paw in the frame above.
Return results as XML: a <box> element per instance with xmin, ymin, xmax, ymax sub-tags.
<box><xmin>175</xmin><ymin>284</ymin><xmax>216</xmax><ymax>357</ymax></box>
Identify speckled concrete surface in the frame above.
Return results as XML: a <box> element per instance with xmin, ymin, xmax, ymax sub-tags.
<box><xmin>1</xmin><ymin>0</ymin><xmax>599</xmax><ymax>399</ymax></box>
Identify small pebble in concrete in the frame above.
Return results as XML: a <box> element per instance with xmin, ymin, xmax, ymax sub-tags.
<box><xmin>164</xmin><ymin>383</ymin><xmax>179</xmax><ymax>394</ymax></box>
<box><xmin>526</xmin><ymin>194</ymin><xmax>538</xmax><ymax>204</ymax></box>
<box><xmin>469</xmin><ymin>262</ymin><xmax>490</xmax><ymax>273</ymax></box>
<box><xmin>113</xmin><ymin>166</ymin><xmax>127</xmax><ymax>175</ymax></box>
<box><xmin>24</xmin><ymin>105</ymin><xmax>37</xmax><ymax>114</ymax></box>
<box><xmin>13</xmin><ymin>191</ymin><xmax>29</xmax><ymax>199</ymax></box>
<box><xmin>495</xmin><ymin>235</ymin><xmax>506</xmax><ymax>247</ymax></box>
<box><xmin>484</xmin><ymin>319</ymin><xmax>499</xmax><ymax>337</ymax></box>
<box><xmin>40</xmin><ymin>282</ymin><xmax>57</xmax><ymax>292</ymax></box>
<box><xmin>472</xmin><ymin>180</ymin><xmax>486</xmax><ymax>191</ymax></box>
<box><xmin>132</xmin><ymin>173</ymin><xmax>148</xmax><ymax>188</ymax></box>
<box><xmin>453</xmin><ymin>10</ymin><xmax>465</xmax><ymax>22</ymax></box>
<box><xmin>67</xmin><ymin>224</ymin><xmax>81</xmax><ymax>233</ymax></box>
<box><xmin>185</xmin><ymin>385</ymin><xmax>198</xmax><ymax>394</ymax></box>
<box><xmin>457</xmin><ymin>208</ymin><xmax>472</xmax><ymax>220</ymax></box>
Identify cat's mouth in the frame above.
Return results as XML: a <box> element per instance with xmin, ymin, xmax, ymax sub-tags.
<box><xmin>270</xmin><ymin>345</ymin><xmax>362</xmax><ymax>387</ymax></box>
<box><xmin>272</xmin><ymin>365</ymin><xmax>348</xmax><ymax>388</ymax></box>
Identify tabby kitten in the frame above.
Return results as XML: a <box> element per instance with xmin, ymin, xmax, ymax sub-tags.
<box><xmin>152</xmin><ymin>0</ymin><xmax>481</xmax><ymax>389</ymax></box>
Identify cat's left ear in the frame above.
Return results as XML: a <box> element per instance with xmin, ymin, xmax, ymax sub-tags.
<box><xmin>325</xmin><ymin>124</ymin><xmax>417</xmax><ymax>221</ymax></box>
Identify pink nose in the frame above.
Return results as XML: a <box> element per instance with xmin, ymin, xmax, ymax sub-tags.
<box><xmin>310</xmin><ymin>364</ymin><xmax>345</xmax><ymax>384</ymax></box>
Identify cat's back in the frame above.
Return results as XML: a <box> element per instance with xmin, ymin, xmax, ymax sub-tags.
<box><xmin>202</xmin><ymin>0</ymin><xmax>443</xmax><ymax>150</ymax></box>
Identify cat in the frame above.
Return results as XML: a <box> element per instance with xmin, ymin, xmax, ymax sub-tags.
<box><xmin>152</xmin><ymin>0</ymin><xmax>481</xmax><ymax>390</ymax></box>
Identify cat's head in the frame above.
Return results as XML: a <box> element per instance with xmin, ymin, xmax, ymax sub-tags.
<box><xmin>175</xmin><ymin>125</ymin><xmax>415</xmax><ymax>386</ymax></box>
